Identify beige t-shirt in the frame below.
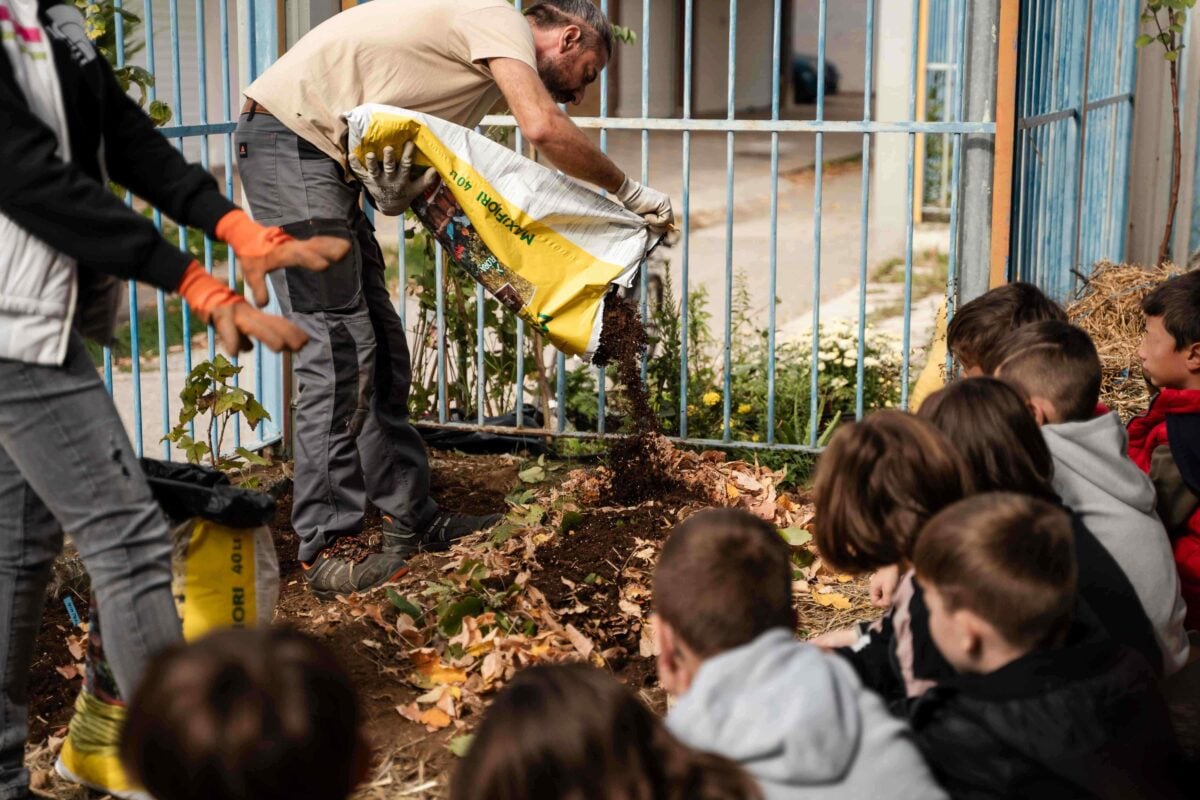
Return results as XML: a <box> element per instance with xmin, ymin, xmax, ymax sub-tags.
<box><xmin>246</xmin><ymin>0</ymin><xmax>536</xmax><ymax>173</ymax></box>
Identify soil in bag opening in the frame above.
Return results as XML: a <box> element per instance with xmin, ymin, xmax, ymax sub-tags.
<box><xmin>592</xmin><ymin>294</ymin><xmax>680</xmax><ymax>505</ymax></box>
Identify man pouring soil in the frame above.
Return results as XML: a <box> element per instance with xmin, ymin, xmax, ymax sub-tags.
<box><xmin>236</xmin><ymin>0</ymin><xmax>674</xmax><ymax>600</ymax></box>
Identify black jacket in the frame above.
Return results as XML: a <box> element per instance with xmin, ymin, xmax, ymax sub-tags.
<box><xmin>841</xmin><ymin>509</ymin><xmax>1163</xmax><ymax>708</ymax></box>
<box><xmin>909</xmin><ymin>621</ymin><xmax>1185</xmax><ymax>800</ymax></box>
<box><xmin>0</xmin><ymin>0</ymin><xmax>234</xmax><ymax>290</ymax></box>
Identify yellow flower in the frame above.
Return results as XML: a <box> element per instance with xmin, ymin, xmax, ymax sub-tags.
<box><xmin>737</xmin><ymin>403</ymin><xmax>752</xmax><ymax>415</ymax></box>
<box><xmin>702</xmin><ymin>391</ymin><xmax>721</xmax><ymax>406</ymax></box>
<box><xmin>751</xmin><ymin>433</ymin><xmax>761</xmax><ymax>442</ymax></box>
<box><xmin>687</xmin><ymin>404</ymin><xmax>696</xmax><ymax>414</ymax></box>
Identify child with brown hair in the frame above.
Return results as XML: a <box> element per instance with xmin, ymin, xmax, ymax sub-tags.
<box><xmin>651</xmin><ymin>508</ymin><xmax>945</xmax><ymax>800</ymax></box>
<box><xmin>809</xmin><ymin>410</ymin><xmax>971</xmax><ymax>703</ymax></box>
<box><xmin>910</xmin><ymin>493</ymin><xmax>1184</xmax><ymax>799</ymax></box>
<box><xmin>918</xmin><ymin>377</ymin><xmax>1161</xmax><ymax>674</ymax></box>
<box><xmin>119</xmin><ymin>627</ymin><xmax>368</xmax><ymax>800</ymax></box>
<box><xmin>1128</xmin><ymin>270</ymin><xmax>1200</xmax><ymax>629</ymax></box>
<box><xmin>994</xmin><ymin>319</ymin><xmax>1189</xmax><ymax>674</ymax></box>
<box><xmin>451</xmin><ymin>662</ymin><xmax>762</xmax><ymax>800</ymax></box>
<box><xmin>945</xmin><ymin>281</ymin><xmax>1067</xmax><ymax>376</ymax></box>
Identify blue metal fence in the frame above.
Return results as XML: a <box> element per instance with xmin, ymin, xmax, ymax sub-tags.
<box><xmin>114</xmin><ymin>0</ymin><xmax>995</xmax><ymax>458</ymax></box>
<box><xmin>922</xmin><ymin>0</ymin><xmax>961</xmax><ymax>216</ymax></box>
<box><xmin>468</xmin><ymin>0</ymin><xmax>986</xmax><ymax>449</ymax></box>
<box><xmin>1010</xmin><ymin>0</ymin><xmax>1139</xmax><ymax>298</ymax></box>
<box><xmin>101</xmin><ymin>0</ymin><xmax>283</xmax><ymax>459</ymax></box>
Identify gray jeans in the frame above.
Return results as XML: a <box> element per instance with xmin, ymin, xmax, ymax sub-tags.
<box><xmin>234</xmin><ymin>112</ymin><xmax>436</xmax><ymax>562</ymax></box>
<box><xmin>0</xmin><ymin>334</ymin><xmax>181</xmax><ymax>799</ymax></box>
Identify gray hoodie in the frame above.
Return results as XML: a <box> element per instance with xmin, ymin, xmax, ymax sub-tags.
<box><xmin>665</xmin><ymin>629</ymin><xmax>947</xmax><ymax>800</ymax></box>
<box><xmin>1044</xmin><ymin>412</ymin><xmax>1190</xmax><ymax>674</ymax></box>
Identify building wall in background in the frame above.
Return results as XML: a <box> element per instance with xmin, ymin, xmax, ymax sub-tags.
<box><xmin>792</xmin><ymin>0</ymin><xmax>869</xmax><ymax>94</ymax></box>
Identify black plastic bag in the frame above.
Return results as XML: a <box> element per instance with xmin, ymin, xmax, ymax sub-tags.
<box><xmin>419</xmin><ymin>405</ymin><xmax>553</xmax><ymax>455</ymax></box>
<box><xmin>140</xmin><ymin>459</ymin><xmax>275</xmax><ymax>528</ymax></box>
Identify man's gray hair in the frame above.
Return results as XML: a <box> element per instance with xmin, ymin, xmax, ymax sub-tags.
<box><xmin>524</xmin><ymin>1</ymin><xmax>614</xmax><ymax>57</ymax></box>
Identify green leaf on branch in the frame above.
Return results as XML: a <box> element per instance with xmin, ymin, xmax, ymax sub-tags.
<box><xmin>386</xmin><ymin>589</ymin><xmax>424</xmax><ymax>622</ymax></box>
<box><xmin>235</xmin><ymin>447</ymin><xmax>271</xmax><ymax>466</ymax></box>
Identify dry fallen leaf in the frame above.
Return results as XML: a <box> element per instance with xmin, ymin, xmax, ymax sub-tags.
<box><xmin>55</xmin><ymin>664</ymin><xmax>83</xmax><ymax>681</ymax></box>
<box><xmin>565</xmin><ymin>624</ymin><xmax>595</xmax><ymax>659</ymax></box>
<box><xmin>812</xmin><ymin>591</ymin><xmax>852</xmax><ymax>610</ymax></box>
<box><xmin>411</xmin><ymin>650</ymin><xmax>469</xmax><ymax>685</ymax></box>
<box><xmin>419</xmin><ymin>706</ymin><xmax>453</xmax><ymax>731</ymax></box>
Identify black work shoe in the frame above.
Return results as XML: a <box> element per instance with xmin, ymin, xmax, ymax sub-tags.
<box><xmin>382</xmin><ymin>511</ymin><xmax>503</xmax><ymax>557</ymax></box>
<box><xmin>303</xmin><ymin>551</ymin><xmax>409</xmax><ymax>602</ymax></box>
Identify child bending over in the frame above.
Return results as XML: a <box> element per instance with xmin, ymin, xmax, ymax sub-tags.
<box><xmin>994</xmin><ymin>319</ymin><xmax>1189</xmax><ymax>673</ymax></box>
<box><xmin>910</xmin><ymin>492</ymin><xmax>1183</xmax><ymax>799</ymax></box>
<box><xmin>652</xmin><ymin>508</ymin><xmax>946</xmax><ymax>799</ymax></box>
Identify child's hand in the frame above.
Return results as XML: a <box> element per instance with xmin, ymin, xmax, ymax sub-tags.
<box><xmin>809</xmin><ymin>627</ymin><xmax>860</xmax><ymax>650</ymax></box>
<box><xmin>870</xmin><ymin>564</ymin><xmax>902</xmax><ymax>608</ymax></box>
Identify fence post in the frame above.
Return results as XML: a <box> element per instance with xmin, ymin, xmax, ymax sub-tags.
<box><xmin>955</xmin><ymin>0</ymin><xmax>1002</xmax><ymax>303</ymax></box>
<box><xmin>238</xmin><ymin>0</ymin><xmax>285</xmax><ymax>452</ymax></box>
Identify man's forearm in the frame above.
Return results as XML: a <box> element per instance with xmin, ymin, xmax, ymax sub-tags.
<box><xmin>527</xmin><ymin>110</ymin><xmax>625</xmax><ymax>193</ymax></box>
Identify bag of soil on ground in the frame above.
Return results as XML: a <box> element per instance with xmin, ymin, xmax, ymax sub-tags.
<box><xmin>344</xmin><ymin>103</ymin><xmax>654</xmax><ymax>361</ymax></box>
<box><xmin>55</xmin><ymin>461</ymin><xmax>279</xmax><ymax>799</ymax></box>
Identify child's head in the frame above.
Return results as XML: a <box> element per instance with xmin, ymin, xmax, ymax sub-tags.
<box><xmin>1139</xmin><ymin>270</ymin><xmax>1200</xmax><ymax>390</ymax></box>
<box><xmin>918</xmin><ymin>377</ymin><xmax>1057</xmax><ymax>501</ymax></box>
<box><xmin>914</xmin><ymin>492</ymin><xmax>1076</xmax><ymax>673</ymax></box>
<box><xmin>993</xmin><ymin>320</ymin><xmax>1102</xmax><ymax>424</ymax></box>
<box><xmin>812</xmin><ymin>409</ymin><xmax>970</xmax><ymax>573</ymax></box>
<box><xmin>652</xmin><ymin>508</ymin><xmax>795</xmax><ymax>695</ymax></box>
<box><xmin>451</xmin><ymin>663</ymin><xmax>761</xmax><ymax>800</ymax></box>
<box><xmin>120</xmin><ymin>627</ymin><xmax>366</xmax><ymax>800</ymax></box>
<box><xmin>946</xmin><ymin>282</ymin><xmax>1067</xmax><ymax>376</ymax></box>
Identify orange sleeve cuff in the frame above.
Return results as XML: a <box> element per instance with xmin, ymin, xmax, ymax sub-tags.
<box><xmin>177</xmin><ymin>261</ymin><xmax>243</xmax><ymax>320</ymax></box>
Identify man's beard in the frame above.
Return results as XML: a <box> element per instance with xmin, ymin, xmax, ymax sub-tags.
<box><xmin>537</xmin><ymin>54</ymin><xmax>577</xmax><ymax>104</ymax></box>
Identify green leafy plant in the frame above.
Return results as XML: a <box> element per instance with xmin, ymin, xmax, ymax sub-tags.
<box><xmin>164</xmin><ymin>356</ymin><xmax>272</xmax><ymax>472</ymax></box>
<box><xmin>610</xmin><ymin>24</ymin><xmax>637</xmax><ymax>45</ymax></box>
<box><xmin>1137</xmin><ymin>0</ymin><xmax>1195</xmax><ymax>265</ymax></box>
<box><xmin>75</xmin><ymin>0</ymin><xmax>172</xmax><ymax>126</ymax></box>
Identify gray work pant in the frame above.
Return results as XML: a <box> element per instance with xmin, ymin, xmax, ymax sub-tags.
<box><xmin>0</xmin><ymin>334</ymin><xmax>181</xmax><ymax>798</ymax></box>
<box><xmin>234</xmin><ymin>112</ymin><xmax>437</xmax><ymax>563</ymax></box>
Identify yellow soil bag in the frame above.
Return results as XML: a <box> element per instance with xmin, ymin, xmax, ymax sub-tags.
<box><xmin>344</xmin><ymin>104</ymin><xmax>654</xmax><ymax>361</ymax></box>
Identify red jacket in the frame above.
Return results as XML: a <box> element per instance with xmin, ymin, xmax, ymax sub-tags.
<box><xmin>1128</xmin><ymin>389</ymin><xmax>1200</xmax><ymax>630</ymax></box>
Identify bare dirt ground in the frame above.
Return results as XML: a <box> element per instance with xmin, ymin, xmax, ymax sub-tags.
<box><xmin>27</xmin><ymin>447</ymin><xmax>873</xmax><ymax>799</ymax></box>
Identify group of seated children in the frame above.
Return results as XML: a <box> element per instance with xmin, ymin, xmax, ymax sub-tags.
<box><xmin>115</xmin><ymin>271</ymin><xmax>1200</xmax><ymax>799</ymax></box>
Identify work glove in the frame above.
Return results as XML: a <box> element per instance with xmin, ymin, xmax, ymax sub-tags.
<box><xmin>214</xmin><ymin>209</ymin><xmax>349</xmax><ymax>307</ymax></box>
<box><xmin>348</xmin><ymin>141</ymin><xmax>441</xmax><ymax>216</ymax></box>
<box><xmin>615</xmin><ymin>176</ymin><xmax>675</xmax><ymax>234</ymax></box>
<box><xmin>176</xmin><ymin>262</ymin><xmax>310</xmax><ymax>355</ymax></box>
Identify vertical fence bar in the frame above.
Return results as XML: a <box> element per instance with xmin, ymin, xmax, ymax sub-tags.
<box><xmin>808</xmin><ymin>0</ymin><xmax>828</xmax><ymax>444</ymax></box>
<box><xmin>476</xmin><ymin>282</ymin><xmax>486</xmax><ymax>425</ymax></box>
<box><xmin>115</xmin><ymin>0</ymin><xmax>142</xmax><ymax>449</ymax></box>
<box><xmin>556</xmin><ymin>352</ymin><xmax>566</xmax><ymax>433</ymax></box>
<box><xmin>945</xmin><ymin>0</ymin><xmax>967</xmax><ymax>335</ymax></box>
<box><xmin>765</xmin><ymin>0</ymin><xmax>782</xmax><ymax>443</ymax></box>
<box><xmin>722</xmin><ymin>0</ymin><xmax>737</xmax><ymax>442</ymax></box>
<box><xmin>436</xmin><ymin>244</ymin><xmax>447</xmax><ymax>424</ymax></box>
<box><xmin>855</xmin><ymin>0</ymin><xmax>876</xmax><ymax>421</ymax></box>
<box><xmin>679</xmin><ymin>0</ymin><xmax>693</xmax><ymax>440</ymax></box>
<box><xmin>143</xmin><ymin>0</ymin><xmax>173</xmax><ymax>459</ymax></box>
<box><xmin>639</xmin><ymin>0</ymin><xmax>651</xmax><ymax>381</ymax></box>
<box><xmin>899</xmin><ymin>0</ymin><xmax>921</xmax><ymax>409</ymax></box>
<box><xmin>592</xmin><ymin>0</ymin><xmax>609</xmax><ymax>434</ymax></box>
<box><xmin>219</xmin><ymin>0</ymin><xmax>238</xmax><ymax>449</ymax></box>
